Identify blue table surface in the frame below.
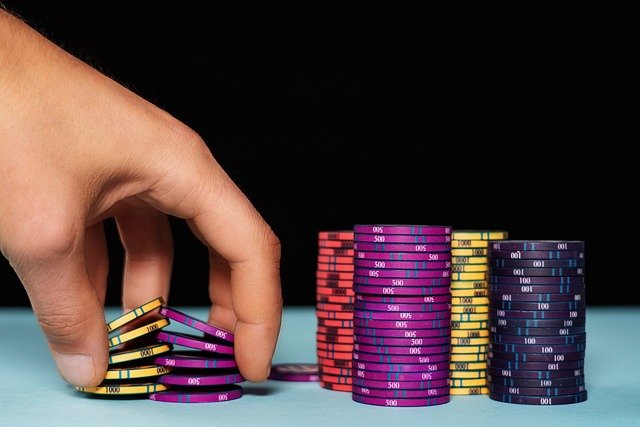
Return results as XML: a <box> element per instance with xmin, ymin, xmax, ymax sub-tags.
<box><xmin>0</xmin><ymin>306</ymin><xmax>638</xmax><ymax>427</ymax></box>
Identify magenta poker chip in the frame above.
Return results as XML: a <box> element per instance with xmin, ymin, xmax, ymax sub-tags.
<box><xmin>353</xmin><ymin>225</ymin><xmax>451</xmax><ymax>235</ymax></box>
<box><xmin>352</xmin><ymin>393</ymin><xmax>450</xmax><ymax>407</ymax></box>
<box><xmin>354</xmin><ymin>277</ymin><xmax>451</xmax><ymax>287</ymax></box>
<box><xmin>353</xmin><ymin>384</ymin><xmax>450</xmax><ymax>399</ymax></box>
<box><xmin>356</xmin><ymin>251</ymin><xmax>452</xmax><ymax>262</ymax></box>
<box><xmin>155</xmin><ymin>331</ymin><xmax>234</xmax><ymax>355</ymax></box>
<box><xmin>353</xmin><ymin>310</ymin><xmax>450</xmax><ymax>321</ymax></box>
<box><xmin>353</xmin><ymin>379</ymin><xmax>450</xmax><ymax>393</ymax></box>
<box><xmin>354</xmin><ymin>365</ymin><xmax>449</xmax><ymax>381</ymax></box>
<box><xmin>355</xmin><ymin>268</ymin><xmax>450</xmax><ymax>279</ymax></box>
<box><xmin>157</xmin><ymin>370</ymin><xmax>244</xmax><ymax>386</ymax></box>
<box><xmin>354</xmin><ymin>242</ymin><xmax>451</xmax><ymax>253</ymax></box>
<box><xmin>354</xmin><ymin>285</ymin><xmax>451</xmax><ymax>297</ymax></box>
<box><xmin>153</xmin><ymin>351</ymin><xmax>237</xmax><ymax>369</ymax></box>
<box><xmin>354</xmin><ymin>335</ymin><xmax>449</xmax><ymax>347</ymax></box>
<box><xmin>354</xmin><ymin>301</ymin><xmax>451</xmax><ymax>312</ymax></box>
<box><xmin>268</xmin><ymin>364</ymin><xmax>320</xmax><ymax>382</ymax></box>
<box><xmin>354</xmin><ymin>259</ymin><xmax>451</xmax><ymax>270</ymax></box>
<box><xmin>356</xmin><ymin>294</ymin><xmax>452</xmax><ymax>304</ymax></box>
<box><xmin>353</xmin><ymin>351</ymin><xmax>450</xmax><ymax>365</ymax></box>
<box><xmin>354</xmin><ymin>234</ymin><xmax>451</xmax><ymax>244</ymax></box>
<box><xmin>150</xmin><ymin>385</ymin><xmax>243</xmax><ymax>403</ymax></box>
<box><xmin>353</xmin><ymin>343</ymin><xmax>450</xmax><ymax>356</ymax></box>
<box><xmin>353</xmin><ymin>317</ymin><xmax>452</xmax><ymax>330</ymax></box>
<box><xmin>353</xmin><ymin>358</ymin><xmax>450</xmax><ymax>372</ymax></box>
<box><xmin>159</xmin><ymin>306</ymin><xmax>234</xmax><ymax>343</ymax></box>
<box><xmin>354</xmin><ymin>327</ymin><xmax>450</xmax><ymax>339</ymax></box>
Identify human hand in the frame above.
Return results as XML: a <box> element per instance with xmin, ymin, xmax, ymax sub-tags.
<box><xmin>0</xmin><ymin>11</ymin><xmax>282</xmax><ymax>386</ymax></box>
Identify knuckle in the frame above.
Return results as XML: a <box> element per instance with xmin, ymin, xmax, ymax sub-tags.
<box><xmin>36</xmin><ymin>305</ymin><xmax>91</xmax><ymax>345</ymax></box>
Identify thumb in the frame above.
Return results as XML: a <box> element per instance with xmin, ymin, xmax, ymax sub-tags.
<box><xmin>8</xmin><ymin>225</ymin><xmax>108</xmax><ymax>387</ymax></box>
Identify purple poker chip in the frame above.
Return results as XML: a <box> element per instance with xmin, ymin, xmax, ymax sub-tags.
<box><xmin>489</xmin><ymin>267</ymin><xmax>584</xmax><ymax>277</ymax></box>
<box><xmin>154</xmin><ymin>351</ymin><xmax>238</xmax><ymax>369</ymax></box>
<box><xmin>353</xmin><ymin>375</ymin><xmax>450</xmax><ymax>389</ymax></box>
<box><xmin>489</xmin><ymin>317</ymin><xmax>585</xmax><ymax>328</ymax></box>
<box><xmin>491</xmin><ymin>258</ymin><xmax>585</xmax><ymax>268</ymax></box>
<box><xmin>356</xmin><ymin>251</ymin><xmax>452</xmax><ymax>262</ymax></box>
<box><xmin>155</xmin><ymin>331</ymin><xmax>235</xmax><ymax>355</ymax></box>
<box><xmin>150</xmin><ymin>385</ymin><xmax>243</xmax><ymax>403</ymax></box>
<box><xmin>489</xmin><ymin>300</ymin><xmax>585</xmax><ymax>311</ymax></box>
<box><xmin>354</xmin><ymin>276</ymin><xmax>451</xmax><ymax>287</ymax></box>
<box><xmin>489</xmin><ymin>308</ymin><xmax>586</xmax><ymax>319</ymax></box>
<box><xmin>353</xmin><ymin>310</ymin><xmax>451</xmax><ymax>321</ymax></box>
<box><xmin>355</xmin><ymin>301</ymin><xmax>451</xmax><ymax>312</ymax></box>
<box><xmin>354</xmin><ymin>335</ymin><xmax>449</xmax><ymax>347</ymax></box>
<box><xmin>490</xmin><ymin>241</ymin><xmax>585</xmax><ymax>252</ymax></box>
<box><xmin>490</xmin><ymin>325</ymin><xmax>586</xmax><ymax>336</ymax></box>
<box><xmin>489</xmin><ymin>350</ymin><xmax>586</xmax><ymax>362</ymax></box>
<box><xmin>489</xmin><ymin>250</ymin><xmax>584</xmax><ymax>260</ymax></box>
<box><xmin>487</xmin><ymin>358</ymin><xmax>584</xmax><ymax>370</ymax></box>
<box><xmin>490</xmin><ymin>292</ymin><xmax>584</xmax><ymax>303</ymax></box>
<box><xmin>488</xmin><ymin>275</ymin><xmax>585</xmax><ymax>285</ymax></box>
<box><xmin>352</xmin><ymin>393</ymin><xmax>450</xmax><ymax>407</ymax></box>
<box><xmin>355</xmin><ymin>268</ymin><xmax>450</xmax><ymax>279</ymax></box>
<box><xmin>488</xmin><ymin>383</ymin><xmax>586</xmax><ymax>396</ymax></box>
<box><xmin>353</xmin><ymin>358</ymin><xmax>450</xmax><ymax>372</ymax></box>
<box><xmin>354</xmin><ymin>234</ymin><xmax>451</xmax><ymax>244</ymax></box>
<box><xmin>354</xmin><ymin>326</ymin><xmax>450</xmax><ymax>339</ymax></box>
<box><xmin>158</xmin><ymin>370</ymin><xmax>244</xmax><ymax>386</ymax></box>
<box><xmin>489</xmin><ymin>390</ymin><xmax>587</xmax><ymax>405</ymax></box>
<box><xmin>354</xmin><ymin>242</ymin><xmax>451</xmax><ymax>253</ymax></box>
<box><xmin>354</xmin><ymin>285</ymin><xmax>451</xmax><ymax>297</ymax></box>
<box><xmin>354</xmin><ymin>366</ymin><xmax>449</xmax><ymax>381</ymax></box>
<box><xmin>268</xmin><ymin>364</ymin><xmax>319</xmax><ymax>382</ymax></box>
<box><xmin>353</xmin><ymin>351</ymin><xmax>449</xmax><ymax>365</ymax></box>
<box><xmin>354</xmin><ymin>259</ymin><xmax>451</xmax><ymax>270</ymax></box>
<box><xmin>354</xmin><ymin>343</ymin><xmax>450</xmax><ymax>356</ymax></box>
<box><xmin>356</xmin><ymin>294</ymin><xmax>452</xmax><ymax>304</ymax></box>
<box><xmin>488</xmin><ymin>367</ymin><xmax>583</xmax><ymax>380</ymax></box>
<box><xmin>353</xmin><ymin>317</ymin><xmax>452</xmax><ymax>330</ymax></box>
<box><xmin>159</xmin><ymin>306</ymin><xmax>234</xmax><ymax>343</ymax></box>
<box><xmin>353</xmin><ymin>384</ymin><xmax>450</xmax><ymax>399</ymax></box>
<box><xmin>354</xmin><ymin>225</ymin><xmax>451</xmax><ymax>235</ymax></box>
<box><xmin>489</xmin><ymin>333</ymin><xmax>586</xmax><ymax>345</ymax></box>
<box><xmin>489</xmin><ymin>283</ymin><xmax>586</xmax><ymax>294</ymax></box>
<box><xmin>487</xmin><ymin>374</ymin><xmax>585</xmax><ymax>388</ymax></box>
<box><xmin>488</xmin><ymin>342</ymin><xmax>586</xmax><ymax>354</ymax></box>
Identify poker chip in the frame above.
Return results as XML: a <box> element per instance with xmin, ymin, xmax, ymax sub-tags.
<box><xmin>487</xmin><ymin>240</ymin><xmax>587</xmax><ymax>405</ymax></box>
<box><xmin>269</xmin><ymin>364</ymin><xmax>320</xmax><ymax>382</ymax></box>
<box><xmin>352</xmin><ymin>224</ymin><xmax>452</xmax><ymax>407</ymax></box>
<box><xmin>316</xmin><ymin>231</ymin><xmax>354</xmax><ymax>392</ymax></box>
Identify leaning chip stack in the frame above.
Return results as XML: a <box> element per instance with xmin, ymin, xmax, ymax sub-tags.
<box><xmin>316</xmin><ymin>231</ymin><xmax>355</xmax><ymax>392</ymax></box>
<box><xmin>449</xmin><ymin>230</ymin><xmax>508</xmax><ymax>395</ymax></box>
<box><xmin>352</xmin><ymin>224</ymin><xmax>452</xmax><ymax>407</ymax></box>
<box><xmin>76</xmin><ymin>297</ymin><xmax>173</xmax><ymax>396</ymax></box>
<box><xmin>487</xmin><ymin>240</ymin><xmax>588</xmax><ymax>405</ymax></box>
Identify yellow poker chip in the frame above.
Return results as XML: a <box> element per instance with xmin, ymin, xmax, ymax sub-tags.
<box><xmin>451</xmin><ymin>345</ymin><xmax>489</xmax><ymax>354</ymax></box>
<box><xmin>451</xmin><ymin>240</ymin><xmax>489</xmax><ymax>249</ymax></box>
<box><xmin>450</xmin><ymin>329</ymin><xmax>489</xmax><ymax>338</ymax></box>
<box><xmin>451</xmin><ymin>297</ymin><xmax>489</xmax><ymax>305</ymax></box>
<box><xmin>451</xmin><ymin>289</ymin><xmax>488</xmax><ymax>297</ymax></box>
<box><xmin>108</xmin><ymin>318</ymin><xmax>170</xmax><ymax>348</ymax></box>
<box><xmin>106</xmin><ymin>297</ymin><xmax>164</xmax><ymax>333</ymax></box>
<box><xmin>76</xmin><ymin>383</ymin><xmax>169</xmax><ymax>395</ymax></box>
<box><xmin>451</xmin><ymin>320</ymin><xmax>489</xmax><ymax>330</ymax></box>
<box><xmin>451</xmin><ymin>337</ymin><xmax>489</xmax><ymax>346</ymax></box>
<box><xmin>451</xmin><ymin>231</ymin><xmax>509</xmax><ymax>240</ymax></box>
<box><xmin>451</xmin><ymin>272</ymin><xmax>487</xmax><ymax>281</ymax></box>
<box><xmin>450</xmin><ymin>370</ymin><xmax>486</xmax><ymax>379</ymax></box>
<box><xmin>449</xmin><ymin>387</ymin><xmax>489</xmax><ymax>395</ymax></box>
<box><xmin>451</xmin><ymin>248</ymin><xmax>488</xmax><ymax>256</ymax></box>
<box><xmin>450</xmin><ymin>352</ymin><xmax>488</xmax><ymax>362</ymax></box>
<box><xmin>451</xmin><ymin>361</ymin><xmax>488</xmax><ymax>371</ymax></box>
<box><xmin>450</xmin><ymin>280</ymin><xmax>488</xmax><ymax>290</ymax></box>
<box><xmin>451</xmin><ymin>256</ymin><xmax>489</xmax><ymax>265</ymax></box>
<box><xmin>450</xmin><ymin>305</ymin><xmax>489</xmax><ymax>314</ymax></box>
<box><xmin>108</xmin><ymin>343</ymin><xmax>172</xmax><ymax>365</ymax></box>
<box><xmin>451</xmin><ymin>264</ymin><xmax>488</xmax><ymax>273</ymax></box>
<box><xmin>450</xmin><ymin>378</ymin><xmax>487</xmax><ymax>387</ymax></box>
<box><xmin>104</xmin><ymin>365</ymin><xmax>172</xmax><ymax>380</ymax></box>
<box><xmin>451</xmin><ymin>313</ymin><xmax>489</xmax><ymax>322</ymax></box>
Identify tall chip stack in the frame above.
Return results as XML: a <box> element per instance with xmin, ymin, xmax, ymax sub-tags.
<box><xmin>449</xmin><ymin>230</ymin><xmax>508</xmax><ymax>395</ymax></box>
<box><xmin>316</xmin><ymin>231</ymin><xmax>355</xmax><ymax>392</ymax></box>
<box><xmin>352</xmin><ymin>224</ymin><xmax>452</xmax><ymax>407</ymax></box>
<box><xmin>487</xmin><ymin>240</ymin><xmax>588</xmax><ymax>405</ymax></box>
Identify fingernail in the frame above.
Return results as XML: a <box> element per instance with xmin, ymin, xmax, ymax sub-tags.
<box><xmin>52</xmin><ymin>351</ymin><xmax>95</xmax><ymax>386</ymax></box>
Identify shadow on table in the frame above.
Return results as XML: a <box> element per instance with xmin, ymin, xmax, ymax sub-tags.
<box><xmin>243</xmin><ymin>385</ymin><xmax>279</xmax><ymax>396</ymax></box>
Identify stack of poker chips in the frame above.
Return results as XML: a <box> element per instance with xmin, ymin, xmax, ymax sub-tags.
<box><xmin>487</xmin><ymin>240</ymin><xmax>588</xmax><ymax>405</ymax></box>
<box><xmin>76</xmin><ymin>297</ymin><xmax>173</xmax><ymax>396</ymax></box>
<box><xmin>316</xmin><ymin>231</ymin><xmax>355</xmax><ymax>392</ymax></box>
<box><xmin>449</xmin><ymin>230</ymin><xmax>508</xmax><ymax>395</ymax></box>
<box><xmin>352</xmin><ymin>224</ymin><xmax>452</xmax><ymax>407</ymax></box>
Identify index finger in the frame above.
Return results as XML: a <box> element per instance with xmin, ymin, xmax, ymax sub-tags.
<box><xmin>142</xmin><ymin>136</ymin><xmax>282</xmax><ymax>381</ymax></box>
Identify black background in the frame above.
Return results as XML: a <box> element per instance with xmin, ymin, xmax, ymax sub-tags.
<box><xmin>1</xmin><ymin>2</ymin><xmax>636</xmax><ymax>306</ymax></box>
